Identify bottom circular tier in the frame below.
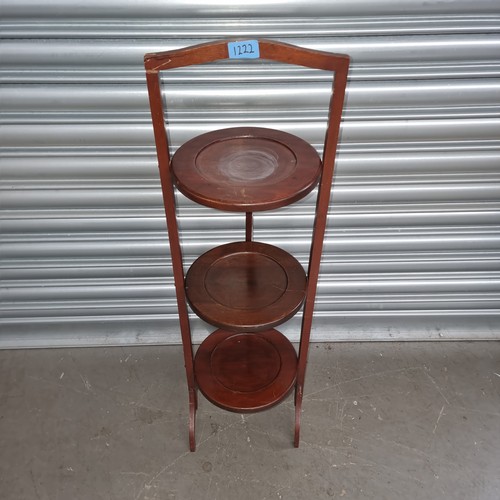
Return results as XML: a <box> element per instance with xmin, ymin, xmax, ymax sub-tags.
<box><xmin>194</xmin><ymin>329</ymin><xmax>297</xmax><ymax>413</ymax></box>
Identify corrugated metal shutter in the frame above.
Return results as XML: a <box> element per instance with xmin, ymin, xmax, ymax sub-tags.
<box><xmin>1</xmin><ymin>1</ymin><xmax>499</xmax><ymax>347</ymax></box>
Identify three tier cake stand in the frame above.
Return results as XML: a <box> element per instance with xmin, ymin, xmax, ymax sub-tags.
<box><xmin>145</xmin><ymin>39</ymin><xmax>349</xmax><ymax>451</ymax></box>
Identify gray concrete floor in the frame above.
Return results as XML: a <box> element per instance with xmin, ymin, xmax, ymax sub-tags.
<box><xmin>0</xmin><ymin>341</ymin><xmax>499</xmax><ymax>500</ymax></box>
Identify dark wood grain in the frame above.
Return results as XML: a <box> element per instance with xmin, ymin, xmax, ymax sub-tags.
<box><xmin>171</xmin><ymin>127</ymin><xmax>321</xmax><ymax>212</ymax></box>
<box><xmin>145</xmin><ymin>38</ymin><xmax>350</xmax><ymax>450</ymax></box>
<box><xmin>194</xmin><ymin>329</ymin><xmax>297</xmax><ymax>413</ymax></box>
<box><xmin>185</xmin><ymin>241</ymin><xmax>307</xmax><ymax>332</ymax></box>
<box><xmin>145</xmin><ymin>39</ymin><xmax>349</xmax><ymax>73</ymax></box>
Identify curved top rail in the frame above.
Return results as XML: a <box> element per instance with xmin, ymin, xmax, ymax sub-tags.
<box><xmin>144</xmin><ymin>38</ymin><xmax>349</xmax><ymax>73</ymax></box>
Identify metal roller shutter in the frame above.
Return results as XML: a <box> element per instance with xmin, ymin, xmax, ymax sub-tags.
<box><xmin>1</xmin><ymin>1</ymin><xmax>499</xmax><ymax>347</ymax></box>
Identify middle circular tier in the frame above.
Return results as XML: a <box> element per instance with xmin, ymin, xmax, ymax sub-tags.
<box><xmin>185</xmin><ymin>241</ymin><xmax>307</xmax><ymax>332</ymax></box>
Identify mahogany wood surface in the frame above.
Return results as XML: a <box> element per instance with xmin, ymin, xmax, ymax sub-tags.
<box><xmin>185</xmin><ymin>241</ymin><xmax>307</xmax><ymax>332</ymax></box>
<box><xmin>145</xmin><ymin>39</ymin><xmax>349</xmax><ymax>73</ymax></box>
<box><xmin>171</xmin><ymin>127</ymin><xmax>321</xmax><ymax>212</ymax></box>
<box><xmin>145</xmin><ymin>38</ymin><xmax>350</xmax><ymax>450</ymax></box>
<box><xmin>194</xmin><ymin>329</ymin><xmax>297</xmax><ymax>413</ymax></box>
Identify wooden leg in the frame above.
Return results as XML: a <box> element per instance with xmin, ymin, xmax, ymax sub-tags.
<box><xmin>188</xmin><ymin>388</ymin><xmax>197</xmax><ymax>452</ymax></box>
<box><xmin>294</xmin><ymin>383</ymin><xmax>303</xmax><ymax>447</ymax></box>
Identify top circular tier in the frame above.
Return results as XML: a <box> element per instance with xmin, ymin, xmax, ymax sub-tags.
<box><xmin>171</xmin><ymin>127</ymin><xmax>322</xmax><ymax>211</ymax></box>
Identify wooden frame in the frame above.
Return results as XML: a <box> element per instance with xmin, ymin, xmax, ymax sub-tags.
<box><xmin>144</xmin><ymin>39</ymin><xmax>349</xmax><ymax>451</ymax></box>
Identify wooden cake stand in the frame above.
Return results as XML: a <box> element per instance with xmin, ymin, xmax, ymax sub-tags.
<box><xmin>145</xmin><ymin>39</ymin><xmax>349</xmax><ymax>451</ymax></box>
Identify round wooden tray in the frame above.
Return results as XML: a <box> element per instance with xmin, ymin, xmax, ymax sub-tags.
<box><xmin>185</xmin><ymin>241</ymin><xmax>307</xmax><ymax>332</ymax></box>
<box><xmin>194</xmin><ymin>329</ymin><xmax>297</xmax><ymax>412</ymax></box>
<box><xmin>171</xmin><ymin>126</ymin><xmax>322</xmax><ymax>211</ymax></box>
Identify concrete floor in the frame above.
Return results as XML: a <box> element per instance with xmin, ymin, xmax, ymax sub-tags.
<box><xmin>0</xmin><ymin>341</ymin><xmax>499</xmax><ymax>500</ymax></box>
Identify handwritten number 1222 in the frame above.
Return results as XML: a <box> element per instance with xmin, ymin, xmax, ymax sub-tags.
<box><xmin>232</xmin><ymin>43</ymin><xmax>255</xmax><ymax>57</ymax></box>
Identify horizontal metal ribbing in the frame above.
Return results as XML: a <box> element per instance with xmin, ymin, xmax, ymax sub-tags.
<box><xmin>1</xmin><ymin>1</ymin><xmax>499</xmax><ymax>18</ymax></box>
<box><xmin>1</xmin><ymin>7</ymin><xmax>499</xmax><ymax>345</ymax></box>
